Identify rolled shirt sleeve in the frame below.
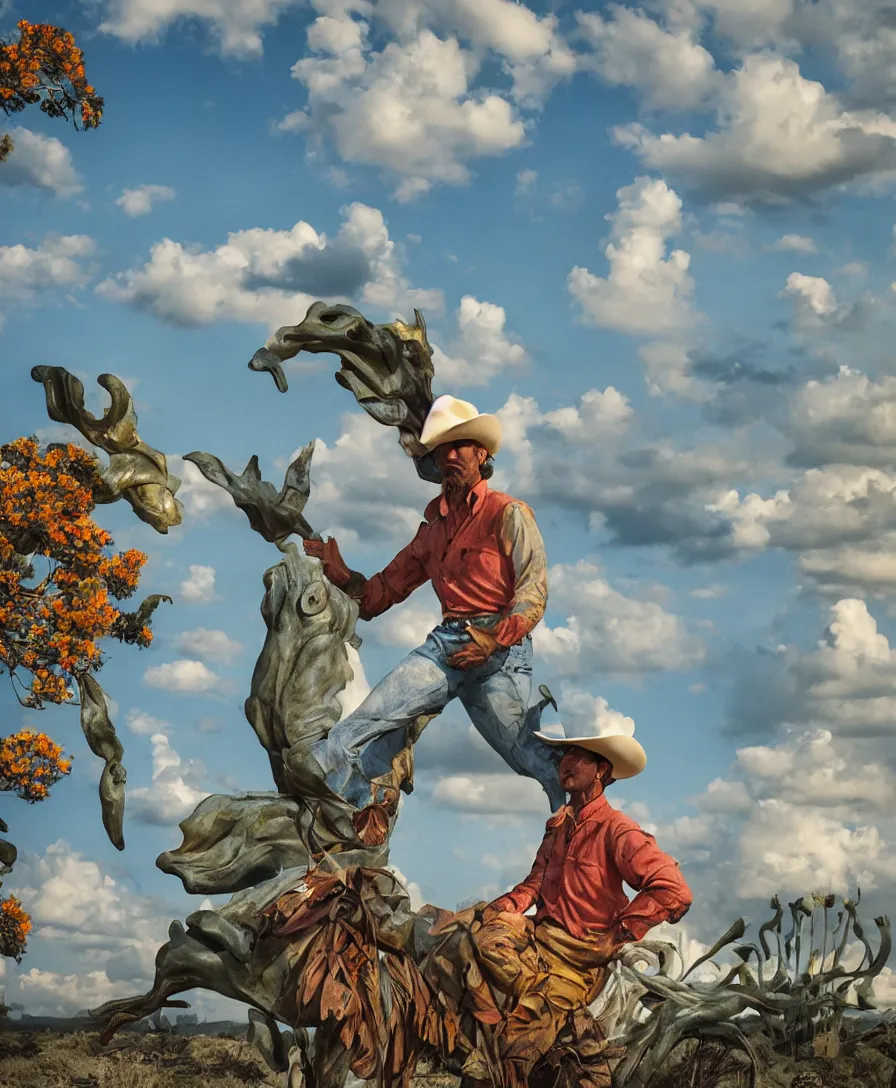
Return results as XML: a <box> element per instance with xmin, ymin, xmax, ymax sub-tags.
<box><xmin>344</xmin><ymin>523</ymin><xmax>431</xmax><ymax>622</ymax></box>
<box><xmin>492</xmin><ymin>502</ymin><xmax>549</xmax><ymax>647</ymax></box>
<box><xmin>611</xmin><ymin>829</ymin><xmax>693</xmax><ymax>942</ymax></box>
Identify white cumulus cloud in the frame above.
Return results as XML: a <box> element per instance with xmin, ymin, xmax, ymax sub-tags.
<box><xmin>284</xmin><ymin>24</ymin><xmax>527</xmax><ymax>201</ymax></box>
<box><xmin>374</xmin><ymin>602</ymin><xmax>441</xmax><ymax>648</ymax></box>
<box><xmin>179</xmin><ymin>564</ymin><xmax>217</xmax><ymax>602</ymax></box>
<box><xmin>780</xmin><ymin>272</ymin><xmax>839</xmax><ymax>318</ymax></box>
<box><xmin>534</xmin><ymin>561</ymin><xmax>706</xmax><ymax>677</ymax></box>
<box><xmin>115</xmin><ymin>184</ymin><xmax>176</xmax><ymax>216</ymax></box>
<box><xmin>172</xmin><ymin>627</ymin><xmax>242</xmax><ymax>664</ymax></box>
<box><xmin>129</xmin><ymin>733</ymin><xmax>208</xmax><ymax>825</ymax></box>
<box><xmin>433</xmin><ymin>772</ymin><xmax>548</xmax><ymax>814</ymax></box>
<box><xmin>124</xmin><ymin>708</ymin><xmax>173</xmax><ymax>736</ymax></box>
<box><xmin>615</xmin><ymin>53</ymin><xmax>896</xmax><ymax>204</ymax></box>
<box><xmin>432</xmin><ymin>296</ymin><xmax>526</xmax><ymax>386</ymax></box>
<box><xmin>772</xmin><ymin>233</ymin><xmax>818</xmax><ymax>253</ymax></box>
<box><xmin>143</xmin><ymin>658</ymin><xmax>221</xmax><ymax>693</ymax></box>
<box><xmin>0</xmin><ymin>127</ymin><xmax>83</xmax><ymax>196</ymax></box>
<box><xmin>567</xmin><ymin>177</ymin><xmax>697</xmax><ymax>335</ymax></box>
<box><xmin>97</xmin><ymin>0</ymin><xmax>302</xmax><ymax>56</ymax></box>
<box><xmin>337</xmin><ymin>642</ymin><xmax>372</xmax><ymax>720</ymax></box>
<box><xmin>97</xmin><ymin>202</ymin><xmax>441</xmax><ymax>330</ymax></box>
<box><xmin>10</xmin><ymin>840</ymin><xmax>172</xmax><ymax>1014</ymax></box>
<box><xmin>576</xmin><ymin>6</ymin><xmax>721</xmax><ymax>111</ymax></box>
<box><xmin>0</xmin><ymin>235</ymin><xmax>96</xmax><ymax>327</ymax></box>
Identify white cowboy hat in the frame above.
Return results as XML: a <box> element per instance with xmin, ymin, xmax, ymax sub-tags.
<box><xmin>534</xmin><ymin>719</ymin><xmax>647</xmax><ymax>780</ymax></box>
<box><xmin>420</xmin><ymin>395</ymin><xmax>502</xmax><ymax>455</ymax></box>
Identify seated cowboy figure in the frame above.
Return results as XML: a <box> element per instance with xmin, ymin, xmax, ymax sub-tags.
<box><xmin>457</xmin><ymin>721</ymin><xmax>693</xmax><ymax>1087</ymax></box>
<box><xmin>303</xmin><ymin>394</ymin><xmax>564</xmax><ymax>811</ymax></box>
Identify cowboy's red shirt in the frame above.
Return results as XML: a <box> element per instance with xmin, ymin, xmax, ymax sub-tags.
<box><xmin>496</xmin><ymin>793</ymin><xmax>692</xmax><ymax>942</ymax></box>
<box><xmin>344</xmin><ymin>479</ymin><xmax>548</xmax><ymax>647</ymax></box>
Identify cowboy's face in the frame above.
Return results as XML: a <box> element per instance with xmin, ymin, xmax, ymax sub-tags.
<box><xmin>434</xmin><ymin>439</ymin><xmax>488</xmax><ymax>491</ymax></box>
<box><xmin>558</xmin><ymin>748</ymin><xmax>610</xmax><ymax>795</ymax></box>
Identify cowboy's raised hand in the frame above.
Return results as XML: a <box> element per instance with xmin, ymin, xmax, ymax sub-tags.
<box><xmin>303</xmin><ymin>536</ymin><xmax>351</xmax><ymax>588</ymax></box>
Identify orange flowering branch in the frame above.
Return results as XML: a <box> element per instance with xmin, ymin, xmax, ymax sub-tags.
<box><xmin>0</xmin><ymin>436</ymin><xmax>171</xmax><ymax>924</ymax></box>
<box><xmin>0</xmin><ymin>20</ymin><xmax>103</xmax><ymax>131</ymax></box>
<box><xmin>0</xmin><ymin>894</ymin><xmax>31</xmax><ymax>963</ymax></box>
<box><xmin>0</xmin><ymin>729</ymin><xmax>71</xmax><ymax>803</ymax></box>
<box><xmin>0</xmin><ymin>730</ymin><xmax>70</xmax><ymax>959</ymax></box>
<box><xmin>0</xmin><ymin>436</ymin><xmax>157</xmax><ymax>711</ymax></box>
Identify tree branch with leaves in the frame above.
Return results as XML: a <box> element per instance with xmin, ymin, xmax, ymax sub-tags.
<box><xmin>0</xmin><ymin>731</ymin><xmax>71</xmax><ymax>961</ymax></box>
<box><xmin>0</xmin><ymin>437</ymin><xmax>155</xmax><ymax>708</ymax></box>
<box><xmin>0</xmin><ymin>437</ymin><xmax>170</xmax><ymax>960</ymax></box>
<box><xmin>0</xmin><ymin>19</ymin><xmax>103</xmax><ymax>161</ymax></box>
<box><xmin>0</xmin><ymin>20</ymin><xmax>103</xmax><ymax>126</ymax></box>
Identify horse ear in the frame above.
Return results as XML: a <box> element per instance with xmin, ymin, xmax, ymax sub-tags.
<box><xmin>413</xmin><ymin>309</ymin><xmax>431</xmax><ymax>354</ymax></box>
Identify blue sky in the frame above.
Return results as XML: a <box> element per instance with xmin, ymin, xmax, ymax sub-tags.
<box><xmin>2</xmin><ymin>0</ymin><xmax>896</xmax><ymax>1019</ymax></box>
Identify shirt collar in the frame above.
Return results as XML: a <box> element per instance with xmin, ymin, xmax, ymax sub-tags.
<box><xmin>576</xmin><ymin>793</ymin><xmax>612</xmax><ymax>823</ymax></box>
<box><xmin>438</xmin><ymin>477</ymin><xmax>489</xmax><ymax>519</ymax></box>
<box><xmin>548</xmin><ymin>792</ymin><xmax>611</xmax><ymax>830</ymax></box>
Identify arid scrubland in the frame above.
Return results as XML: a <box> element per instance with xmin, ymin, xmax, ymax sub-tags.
<box><xmin>0</xmin><ymin>1025</ymin><xmax>894</xmax><ymax>1088</ymax></box>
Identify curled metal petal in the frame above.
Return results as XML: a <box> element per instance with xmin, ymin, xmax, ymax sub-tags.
<box><xmin>133</xmin><ymin>593</ymin><xmax>173</xmax><ymax>625</ymax></box>
<box><xmin>249</xmin><ymin>302</ymin><xmax>439</xmax><ymax>481</ymax></box>
<box><xmin>31</xmin><ymin>366</ymin><xmax>184</xmax><ymax>534</ymax></box>
<box><xmin>76</xmin><ymin>673</ymin><xmax>126</xmax><ymax>850</ymax></box>
<box><xmin>183</xmin><ymin>444</ymin><xmax>316</xmax><ymax>544</ymax></box>
<box><xmin>247</xmin><ymin>1009</ymin><xmax>294</xmax><ymax>1073</ymax></box>
<box><xmin>0</xmin><ymin>835</ymin><xmax>16</xmax><ymax>877</ymax></box>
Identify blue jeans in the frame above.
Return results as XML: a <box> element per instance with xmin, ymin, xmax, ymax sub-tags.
<box><xmin>311</xmin><ymin>620</ymin><xmax>565</xmax><ymax>811</ymax></box>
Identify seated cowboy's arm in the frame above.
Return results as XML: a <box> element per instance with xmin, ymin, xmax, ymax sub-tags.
<box><xmin>491</xmin><ymin>502</ymin><xmax>549</xmax><ymax>648</ymax></box>
<box><xmin>490</xmin><ymin>818</ymin><xmax>557</xmax><ymax>913</ymax></box>
<box><xmin>610</xmin><ymin>827</ymin><xmax>694</xmax><ymax>943</ymax></box>
<box><xmin>344</xmin><ymin>523</ymin><xmax>431</xmax><ymax>621</ymax></box>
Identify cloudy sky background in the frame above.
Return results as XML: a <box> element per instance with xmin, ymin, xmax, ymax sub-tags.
<box><xmin>2</xmin><ymin>0</ymin><xmax>896</xmax><ymax>1019</ymax></box>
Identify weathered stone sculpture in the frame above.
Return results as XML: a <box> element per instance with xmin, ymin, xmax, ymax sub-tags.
<box><xmin>23</xmin><ymin>367</ymin><xmax>177</xmax><ymax>850</ymax></box>
<box><xmin>249</xmin><ymin>301</ymin><xmax>441</xmax><ymax>481</ymax></box>
<box><xmin>29</xmin><ymin>307</ymin><xmax>891</xmax><ymax>1088</ymax></box>
<box><xmin>182</xmin><ymin>444</ymin><xmax>318</xmax><ymax>546</ymax></box>
<box><xmin>604</xmin><ymin>897</ymin><xmax>892</xmax><ymax>1088</ymax></box>
<box><xmin>31</xmin><ymin>366</ymin><xmax>184</xmax><ymax>533</ymax></box>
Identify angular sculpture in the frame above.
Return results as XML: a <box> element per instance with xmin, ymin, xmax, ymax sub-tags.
<box><xmin>182</xmin><ymin>444</ymin><xmax>318</xmax><ymax>546</ymax></box>
<box><xmin>31</xmin><ymin>366</ymin><xmax>184</xmax><ymax>533</ymax></box>
<box><xmin>26</xmin><ymin>305</ymin><xmax>890</xmax><ymax>1088</ymax></box>
<box><xmin>249</xmin><ymin>301</ymin><xmax>441</xmax><ymax>481</ymax></box>
<box><xmin>18</xmin><ymin>368</ymin><xmax>178</xmax><ymax>850</ymax></box>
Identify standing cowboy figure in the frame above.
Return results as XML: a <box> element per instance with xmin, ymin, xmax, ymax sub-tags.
<box><xmin>304</xmin><ymin>394</ymin><xmax>564</xmax><ymax>811</ymax></box>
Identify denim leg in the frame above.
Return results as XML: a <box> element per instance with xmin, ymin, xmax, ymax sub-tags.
<box><xmin>457</xmin><ymin>639</ymin><xmax>565</xmax><ymax>811</ymax></box>
<box><xmin>311</xmin><ymin>642</ymin><xmax>454</xmax><ymax>808</ymax></box>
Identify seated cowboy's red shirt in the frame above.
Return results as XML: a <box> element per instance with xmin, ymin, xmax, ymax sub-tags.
<box><xmin>345</xmin><ymin>480</ymin><xmax>548</xmax><ymax>647</ymax></box>
<box><xmin>498</xmin><ymin>794</ymin><xmax>692</xmax><ymax>942</ymax></box>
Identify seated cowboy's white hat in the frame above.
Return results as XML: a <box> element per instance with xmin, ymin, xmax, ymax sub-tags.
<box><xmin>420</xmin><ymin>395</ymin><xmax>502</xmax><ymax>455</ymax></box>
<box><xmin>535</xmin><ymin>716</ymin><xmax>647</xmax><ymax>780</ymax></box>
